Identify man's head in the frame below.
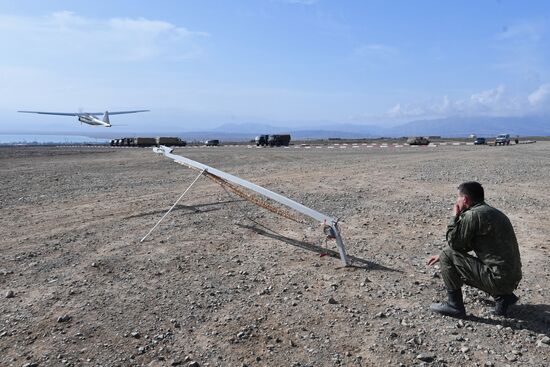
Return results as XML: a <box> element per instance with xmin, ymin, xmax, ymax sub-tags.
<box><xmin>456</xmin><ymin>181</ymin><xmax>484</xmax><ymax>211</ymax></box>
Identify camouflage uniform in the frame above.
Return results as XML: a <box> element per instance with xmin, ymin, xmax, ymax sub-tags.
<box><xmin>439</xmin><ymin>202</ymin><xmax>522</xmax><ymax>296</ymax></box>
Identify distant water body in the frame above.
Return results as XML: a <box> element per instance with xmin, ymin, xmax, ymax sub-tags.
<box><xmin>0</xmin><ymin>134</ymin><xmax>108</xmax><ymax>145</ymax></box>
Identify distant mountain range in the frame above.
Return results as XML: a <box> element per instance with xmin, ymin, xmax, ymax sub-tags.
<box><xmin>201</xmin><ymin>116</ymin><xmax>550</xmax><ymax>140</ymax></box>
<box><xmin>387</xmin><ymin>116</ymin><xmax>550</xmax><ymax>137</ymax></box>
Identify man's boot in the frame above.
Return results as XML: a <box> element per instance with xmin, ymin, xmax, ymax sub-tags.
<box><xmin>492</xmin><ymin>294</ymin><xmax>519</xmax><ymax>316</ymax></box>
<box><xmin>430</xmin><ymin>289</ymin><xmax>466</xmax><ymax>318</ymax></box>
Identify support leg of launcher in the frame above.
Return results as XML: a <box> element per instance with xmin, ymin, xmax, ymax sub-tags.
<box><xmin>140</xmin><ymin>169</ymin><xmax>205</xmax><ymax>243</ymax></box>
<box><xmin>331</xmin><ymin>222</ymin><xmax>349</xmax><ymax>266</ymax></box>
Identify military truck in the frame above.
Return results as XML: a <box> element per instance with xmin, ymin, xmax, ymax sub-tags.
<box><xmin>110</xmin><ymin>137</ymin><xmax>155</xmax><ymax>147</ymax></box>
<box><xmin>255</xmin><ymin>134</ymin><xmax>291</xmax><ymax>147</ymax></box>
<box><xmin>156</xmin><ymin>137</ymin><xmax>186</xmax><ymax>146</ymax></box>
<box><xmin>131</xmin><ymin>137</ymin><xmax>157</xmax><ymax>147</ymax></box>
<box><xmin>255</xmin><ymin>135</ymin><xmax>269</xmax><ymax>146</ymax></box>
<box><xmin>406</xmin><ymin>136</ymin><xmax>430</xmax><ymax>145</ymax></box>
<box><xmin>120</xmin><ymin>138</ymin><xmax>132</xmax><ymax>146</ymax></box>
<box><xmin>268</xmin><ymin>134</ymin><xmax>291</xmax><ymax>146</ymax></box>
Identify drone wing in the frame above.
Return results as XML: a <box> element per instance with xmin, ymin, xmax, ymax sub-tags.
<box><xmin>18</xmin><ymin>111</ymin><xmax>81</xmax><ymax>116</ymax></box>
<box><xmin>106</xmin><ymin>110</ymin><xmax>150</xmax><ymax>115</ymax></box>
<box><xmin>19</xmin><ymin>110</ymin><xmax>149</xmax><ymax>116</ymax></box>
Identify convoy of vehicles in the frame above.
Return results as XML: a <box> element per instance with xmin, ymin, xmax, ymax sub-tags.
<box><xmin>110</xmin><ymin>137</ymin><xmax>186</xmax><ymax>147</ymax></box>
<box><xmin>108</xmin><ymin>133</ymin><xmax>518</xmax><ymax>148</ymax></box>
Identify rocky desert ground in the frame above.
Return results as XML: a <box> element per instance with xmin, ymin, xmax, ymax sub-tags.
<box><xmin>1</xmin><ymin>142</ymin><xmax>549</xmax><ymax>367</ymax></box>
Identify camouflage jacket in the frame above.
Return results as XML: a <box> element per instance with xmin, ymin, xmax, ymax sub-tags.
<box><xmin>446</xmin><ymin>202</ymin><xmax>522</xmax><ymax>283</ymax></box>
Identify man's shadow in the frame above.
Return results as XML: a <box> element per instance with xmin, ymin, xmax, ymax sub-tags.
<box><xmin>237</xmin><ymin>223</ymin><xmax>399</xmax><ymax>272</ymax></box>
<box><xmin>467</xmin><ymin>303</ymin><xmax>550</xmax><ymax>336</ymax></box>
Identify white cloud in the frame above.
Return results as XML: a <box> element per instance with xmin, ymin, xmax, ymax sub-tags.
<box><xmin>109</xmin><ymin>17</ymin><xmax>208</xmax><ymax>38</ymax></box>
<box><xmin>0</xmin><ymin>11</ymin><xmax>208</xmax><ymax>63</ymax></box>
<box><xmin>528</xmin><ymin>83</ymin><xmax>550</xmax><ymax>106</ymax></box>
<box><xmin>469</xmin><ymin>85</ymin><xmax>505</xmax><ymax>106</ymax></box>
<box><xmin>382</xmin><ymin>85</ymin><xmax>546</xmax><ymax>121</ymax></box>
<box><xmin>386</xmin><ymin>103</ymin><xmax>424</xmax><ymax>119</ymax></box>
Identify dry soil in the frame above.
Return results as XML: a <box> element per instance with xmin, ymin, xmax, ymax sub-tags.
<box><xmin>1</xmin><ymin>142</ymin><xmax>549</xmax><ymax>367</ymax></box>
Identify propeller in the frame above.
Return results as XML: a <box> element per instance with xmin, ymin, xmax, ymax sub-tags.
<box><xmin>78</xmin><ymin>107</ymin><xmax>84</xmax><ymax>125</ymax></box>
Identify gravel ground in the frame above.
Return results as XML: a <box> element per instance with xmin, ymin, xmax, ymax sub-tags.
<box><xmin>1</xmin><ymin>142</ymin><xmax>549</xmax><ymax>367</ymax></box>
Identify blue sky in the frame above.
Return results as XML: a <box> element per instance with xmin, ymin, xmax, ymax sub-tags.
<box><xmin>1</xmin><ymin>0</ymin><xmax>549</xmax><ymax>132</ymax></box>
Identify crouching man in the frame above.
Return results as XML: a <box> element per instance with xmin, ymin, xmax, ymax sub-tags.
<box><xmin>427</xmin><ymin>181</ymin><xmax>522</xmax><ymax>317</ymax></box>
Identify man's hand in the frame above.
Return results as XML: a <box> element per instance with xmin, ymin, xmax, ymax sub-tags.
<box><xmin>453</xmin><ymin>202</ymin><xmax>462</xmax><ymax>217</ymax></box>
<box><xmin>427</xmin><ymin>255</ymin><xmax>440</xmax><ymax>266</ymax></box>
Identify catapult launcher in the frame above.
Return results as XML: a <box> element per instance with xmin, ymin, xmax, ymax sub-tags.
<box><xmin>142</xmin><ymin>146</ymin><xmax>350</xmax><ymax>266</ymax></box>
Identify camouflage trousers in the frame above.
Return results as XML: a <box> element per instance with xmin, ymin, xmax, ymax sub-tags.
<box><xmin>439</xmin><ymin>248</ymin><xmax>519</xmax><ymax>296</ymax></box>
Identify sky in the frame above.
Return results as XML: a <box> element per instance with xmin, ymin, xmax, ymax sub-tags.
<box><xmin>1</xmin><ymin>0</ymin><xmax>550</xmax><ymax>133</ymax></box>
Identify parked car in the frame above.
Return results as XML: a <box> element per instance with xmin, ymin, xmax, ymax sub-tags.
<box><xmin>474</xmin><ymin>137</ymin><xmax>486</xmax><ymax>145</ymax></box>
<box><xmin>205</xmin><ymin>139</ymin><xmax>220</xmax><ymax>146</ymax></box>
<box><xmin>495</xmin><ymin>134</ymin><xmax>511</xmax><ymax>146</ymax></box>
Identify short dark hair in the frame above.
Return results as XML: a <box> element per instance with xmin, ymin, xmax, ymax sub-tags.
<box><xmin>458</xmin><ymin>181</ymin><xmax>484</xmax><ymax>204</ymax></box>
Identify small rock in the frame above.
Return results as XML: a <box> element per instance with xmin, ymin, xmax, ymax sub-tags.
<box><xmin>91</xmin><ymin>262</ymin><xmax>98</xmax><ymax>267</ymax></box>
<box><xmin>131</xmin><ymin>331</ymin><xmax>141</xmax><ymax>338</ymax></box>
<box><xmin>541</xmin><ymin>336</ymin><xmax>550</xmax><ymax>345</ymax></box>
<box><xmin>417</xmin><ymin>353</ymin><xmax>435</xmax><ymax>362</ymax></box>
<box><xmin>504</xmin><ymin>353</ymin><xmax>517</xmax><ymax>362</ymax></box>
<box><xmin>57</xmin><ymin>315</ymin><xmax>72</xmax><ymax>323</ymax></box>
<box><xmin>536</xmin><ymin>340</ymin><xmax>549</xmax><ymax>348</ymax></box>
<box><xmin>188</xmin><ymin>362</ymin><xmax>200</xmax><ymax>367</ymax></box>
<box><xmin>460</xmin><ymin>346</ymin><xmax>470</xmax><ymax>353</ymax></box>
<box><xmin>5</xmin><ymin>290</ymin><xmax>14</xmax><ymax>298</ymax></box>
<box><xmin>23</xmin><ymin>363</ymin><xmax>39</xmax><ymax>367</ymax></box>
<box><xmin>328</xmin><ymin>297</ymin><xmax>338</xmax><ymax>305</ymax></box>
